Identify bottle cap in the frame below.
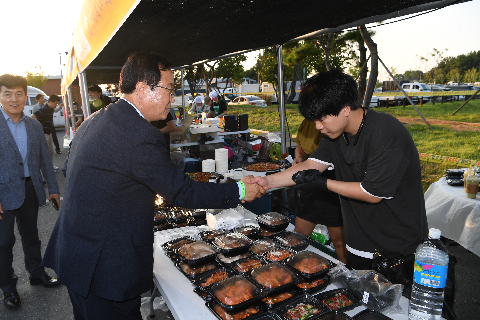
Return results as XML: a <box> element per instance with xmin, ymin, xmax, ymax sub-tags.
<box><xmin>429</xmin><ymin>228</ymin><xmax>441</xmax><ymax>239</ymax></box>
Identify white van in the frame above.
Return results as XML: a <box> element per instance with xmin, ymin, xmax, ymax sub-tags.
<box><xmin>23</xmin><ymin>86</ymin><xmax>65</xmax><ymax>127</ymax></box>
<box><xmin>401</xmin><ymin>82</ymin><xmax>432</xmax><ymax>101</ymax></box>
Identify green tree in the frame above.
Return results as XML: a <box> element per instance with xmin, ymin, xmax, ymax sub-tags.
<box><xmin>216</xmin><ymin>55</ymin><xmax>247</xmax><ymax>92</ymax></box>
<box><xmin>26</xmin><ymin>66</ymin><xmax>48</xmax><ymax>89</ymax></box>
<box><xmin>464</xmin><ymin>68</ymin><xmax>477</xmax><ymax>83</ymax></box>
<box><xmin>418</xmin><ymin>48</ymin><xmax>448</xmax><ymax>84</ymax></box>
<box><xmin>184</xmin><ymin>66</ymin><xmax>204</xmax><ymax>97</ymax></box>
<box><xmin>435</xmin><ymin>68</ymin><xmax>445</xmax><ymax>84</ymax></box>
<box><xmin>447</xmin><ymin>68</ymin><xmax>461</xmax><ymax>83</ymax></box>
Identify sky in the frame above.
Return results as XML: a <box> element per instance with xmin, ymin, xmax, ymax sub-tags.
<box><xmin>0</xmin><ymin>0</ymin><xmax>478</xmax><ymax>81</ymax></box>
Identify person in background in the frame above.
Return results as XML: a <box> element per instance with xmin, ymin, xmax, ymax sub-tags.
<box><xmin>204</xmin><ymin>96</ymin><xmax>215</xmax><ymax>118</ymax></box>
<box><xmin>42</xmin><ymin>53</ymin><xmax>265</xmax><ymax>320</ymax></box>
<box><xmin>0</xmin><ymin>74</ymin><xmax>61</xmax><ymax>311</ymax></box>
<box><xmin>32</xmin><ymin>94</ymin><xmax>63</xmax><ymax>156</ymax></box>
<box><xmin>75</xmin><ymin>85</ymin><xmax>112</xmax><ymax>127</ymax></box>
<box><xmin>189</xmin><ymin>96</ymin><xmax>207</xmax><ymax>114</ymax></box>
<box><xmin>293</xmin><ymin>118</ymin><xmax>347</xmax><ymax>263</ymax></box>
<box><xmin>151</xmin><ymin>107</ymin><xmax>175</xmax><ymax>152</ymax></box>
<box><xmin>208</xmin><ymin>91</ymin><xmax>227</xmax><ymax>118</ymax></box>
<box><xmin>31</xmin><ymin>94</ymin><xmax>45</xmax><ymax>115</ymax></box>
<box><xmin>247</xmin><ymin>69</ymin><xmax>428</xmax><ymax>271</ymax></box>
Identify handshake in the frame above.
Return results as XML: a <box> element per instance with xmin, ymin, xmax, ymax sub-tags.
<box><xmin>240</xmin><ymin>175</ymin><xmax>269</xmax><ymax>203</ymax></box>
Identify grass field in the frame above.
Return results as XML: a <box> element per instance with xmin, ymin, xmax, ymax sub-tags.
<box><xmin>228</xmin><ymin>99</ymin><xmax>480</xmax><ymax>192</ymax></box>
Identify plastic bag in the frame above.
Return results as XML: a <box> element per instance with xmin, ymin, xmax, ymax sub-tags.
<box><xmin>206</xmin><ymin>207</ymin><xmax>245</xmax><ymax>230</ymax></box>
<box><xmin>328</xmin><ymin>263</ymin><xmax>403</xmax><ymax>315</ymax></box>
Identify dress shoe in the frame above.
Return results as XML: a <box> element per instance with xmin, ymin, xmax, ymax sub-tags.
<box><xmin>53</xmin><ymin>166</ymin><xmax>59</xmax><ymax>170</ymax></box>
<box><xmin>3</xmin><ymin>290</ymin><xmax>20</xmax><ymax>309</ymax></box>
<box><xmin>29</xmin><ymin>274</ymin><xmax>61</xmax><ymax>288</ymax></box>
<box><xmin>56</xmin><ymin>149</ymin><xmax>62</xmax><ymax>154</ymax></box>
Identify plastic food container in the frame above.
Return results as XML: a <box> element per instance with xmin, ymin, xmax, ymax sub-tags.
<box><xmin>233</xmin><ymin>226</ymin><xmax>260</xmax><ymax>239</ymax></box>
<box><xmin>315</xmin><ymin>288</ymin><xmax>360</xmax><ymax>313</ymax></box>
<box><xmin>313</xmin><ymin>310</ymin><xmax>352</xmax><ymax>320</ymax></box>
<box><xmin>257</xmin><ymin>228</ymin><xmax>282</xmax><ymax>239</ymax></box>
<box><xmin>286</xmin><ymin>251</ymin><xmax>334</xmax><ymax>278</ymax></box>
<box><xmin>206</xmin><ymin>301</ymin><xmax>262</xmax><ymax>320</ymax></box>
<box><xmin>263</xmin><ymin>248</ymin><xmax>296</xmax><ymax>263</ymax></box>
<box><xmin>199</xmin><ymin>229</ymin><xmax>227</xmax><ymax>242</ymax></box>
<box><xmin>191</xmin><ymin>210</ymin><xmax>207</xmax><ymax>220</ymax></box>
<box><xmin>295</xmin><ymin>275</ymin><xmax>330</xmax><ymax>294</ymax></box>
<box><xmin>193</xmin><ymin>287</ymin><xmax>213</xmax><ymax>302</ymax></box>
<box><xmin>170</xmin><ymin>209</ymin><xmax>188</xmax><ymax>223</ymax></box>
<box><xmin>213</xmin><ymin>233</ymin><xmax>252</xmax><ymax>256</ymax></box>
<box><xmin>193</xmin><ymin>267</ymin><xmax>235</xmax><ymax>291</ymax></box>
<box><xmin>256</xmin><ymin>212</ymin><xmax>290</xmax><ymax>232</ymax></box>
<box><xmin>154</xmin><ymin>211</ymin><xmax>168</xmax><ymax>225</ymax></box>
<box><xmin>175</xmin><ymin>261</ymin><xmax>219</xmax><ymax>280</ymax></box>
<box><xmin>260</xmin><ymin>289</ymin><xmax>297</xmax><ymax>310</ymax></box>
<box><xmin>208</xmin><ymin>275</ymin><xmax>262</xmax><ymax>312</ymax></box>
<box><xmin>153</xmin><ymin>223</ymin><xmax>172</xmax><ymax>232</ymax></box>
<box><xmin>161</xmin><ymin>236</ymin><xmax>195</xmax><ymax>253</ymax></box>
<box><xmin>274</xmin><ymin>231</ymin><xmax>311</xmax><ymax>251</ymax></box>
<box><xmin>249</xmin><ymin>262</ymin><xmax>297</xmax><ymax>295</ymax></box>
<box><xmin>177</xmin><ymin>240</ymin><xmax>217</xmax><ymax>266</ymax></box>
<box><xmin>352</xmin><ymin>309</ymin><xmax>394</xmax><ymax>320</ymax></box>
<box><xmin>250</xmin><ymin>239</ymin><xmax>280</xmax><ymax>255</ymax></box>
<box><xmin>274</xmin><ymin>293</ymin><xmax>325</xmax><ymax>320</ymax></box>
<box><xmin>232</xmin><ymin>256</ymin><xmax>267</xmax><ymax>275</ymax></box>
<box><xmin>216</xmin><ymin>252</ymin><xmax>251</xmax><ymax>267</ymax></box>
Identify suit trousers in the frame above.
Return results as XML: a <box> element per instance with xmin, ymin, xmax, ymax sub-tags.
<box><xmin>0</xmin><ymin>179</ymin><xmax>45</xmax><ymax>293</ymax></box>
<box><xmin>68</xmin><ymin>278</ymin><xmax>142</xmax><ymax>320</ymax></box>
<box><xmin>50</xmin><ymin>127</ymin><xmax>61</xmax><ymax>151</ymax></box>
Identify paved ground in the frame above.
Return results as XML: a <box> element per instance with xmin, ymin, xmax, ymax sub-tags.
<box><xmin>1</xmin><ymin>129</ymin><xmax>479</xmax><ymax>319</ymax></box>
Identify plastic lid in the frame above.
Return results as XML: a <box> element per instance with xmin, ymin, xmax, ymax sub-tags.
<box><xmin>429</xmin><ymin>228</ymin><xmax>441</xmax><ymax>239</ymax></box>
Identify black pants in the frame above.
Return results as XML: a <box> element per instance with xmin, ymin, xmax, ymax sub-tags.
<box><xmin>51</xmin><ymin>127</ymin><xmax>60</xmax><ymax>150</ymax></box>
<box><xmin>68</xmin><ymin>282</ymin><xmax>142</xmax><ymax>320</ymax></box>
<box><xmin>0</xmin><ymin>179</ymin><xmax>45</xmax><ymax>293</ymax></box>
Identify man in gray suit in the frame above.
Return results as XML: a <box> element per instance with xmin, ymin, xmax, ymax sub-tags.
<box><xmin>0</xmin><ymin>74</ymin><xmax>61</xmax><ymax>310</ymax></box>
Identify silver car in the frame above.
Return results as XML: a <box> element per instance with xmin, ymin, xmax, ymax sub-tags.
<box><xmin>229</xmin><ymin>95</ymin><xmax>267</xmax><ymax>107</ymax></box>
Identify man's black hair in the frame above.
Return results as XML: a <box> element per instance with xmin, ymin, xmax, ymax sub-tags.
<box><xmin>119</xmin><ymin>52</ymin><xmax>172</xmax><ymax>94</ymax></box>
<box><xmin>48</xmin><ymin>94</ymin><xmax>60</xmax><ymax>102</ymax></box>
<box><xmin>0</xmin><ymin>74</ymin><xmax>27</xmax><ymax>94</ymax></box>
<box><xmin>36</xmin><ymin>93</ymin><xmax>44</xmax><ymax>100</ymax></box>
<box><xmin>298</xmin><ymin>69</ymin><xmax>360</xmax><ymax>121</ymax></box>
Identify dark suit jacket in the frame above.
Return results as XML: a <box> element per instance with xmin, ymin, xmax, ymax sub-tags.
<box><xmin>42</xmin><ymin>99</ymin><xmax>239</xmax><ymax>300</ymax></box>
<box><xmin>0</xmin><ymin>111</ymin><xmax>58</xmax><ymax>210</ymax></box>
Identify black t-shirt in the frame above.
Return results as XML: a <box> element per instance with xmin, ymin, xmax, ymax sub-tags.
<box><xmin>34</xmin><ymin>104</ymin><xmax>54</xmax><ymax>134</ymax></box>
<box><xmin>212</xmin><ymin>98</ymin><xmax>227</xmax><ymax>116</ymax></box>
<box><xmin>151</xmin><ymin>111</ymin><xmax>174</xmax><ymax>151</ymax></box>
<box><xmin>309</xmin><ymin>109</ymin><xmax>428</xmax><ymax>257</ymax></box>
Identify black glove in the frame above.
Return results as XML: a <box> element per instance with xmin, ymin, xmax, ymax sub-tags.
<box><xmin>291</xmin><ymin>169</ymin><xmax>328</xmax><ymax>192</ymax></box>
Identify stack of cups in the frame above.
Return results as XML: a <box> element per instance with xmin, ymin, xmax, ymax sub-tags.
<box><xmin>202</xmin><ymin>159</ymin><xmax>215</xmax><ymax>173</ymax></box>
<box><xmin>215</xmin><ymin>148</ymin><xmax>229</xmax><ymax>174</ymax></box>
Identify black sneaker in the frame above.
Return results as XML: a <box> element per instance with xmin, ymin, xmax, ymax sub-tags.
<box><xmin>56</xmin><ymin>149</ymin><xmax>62</xmax><ymax>154</ymax></box>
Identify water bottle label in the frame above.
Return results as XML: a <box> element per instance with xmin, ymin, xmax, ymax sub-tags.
<box><xmin>413</xmin><ymin>259</ymin><xmax>447</xmax><ymax>288</ymax></box>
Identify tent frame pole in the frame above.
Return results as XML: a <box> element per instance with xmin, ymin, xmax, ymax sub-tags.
<box><xmin>67</xmin><ymin>87</ymin><xmax>76</xmax><ymax>136</ymax></box>
<box><xmin>79</xmin><ymin>71</ymin><xmax>92</xmax><ymax>119</ymax></box>
<box><xmin>277</xmin><ymin>45</ymin><xmax>286</xmax><ymax>154</ymax></box>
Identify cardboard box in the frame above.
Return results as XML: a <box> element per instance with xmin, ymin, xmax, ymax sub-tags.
<box><xmin>170</xmin><ymin>114</ymin><xmax>195</xmax><ymax>142</ymax></box>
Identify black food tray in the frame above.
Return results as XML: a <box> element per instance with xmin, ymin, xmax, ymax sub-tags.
<box><xmin>232</xmin><ymin>256</ymin><xmax>268</xmax><ymax>275</ymax></box>
<box><xmin>351</xmin><ymin>309</ymin><xmax>393</xmax><ymax>320</ymax></box>
<box><xmin>199</xmin><ymin>229</ymin><xmax>227</xmax><ymax>242</ymax></box>
<box><xmin>193</xmin><ymin>267</ymin><xmax>236</xmax><ymax>292</ymax></box>
<box><xmin>274</xmin><ymin>293</ymin><xmax>326</xmax><ymax>320</ymax></box>
<box><xmin>274</xmin><ymin>231</ymin><xmax>311</xmax><ymax>251</ymax></box>
<box><xmin>176</xmin><ymin>240</ymin><xmax>217</xmax><ymax>266</ymax></box>
<box><xmin>250</xmin><ymin>239</ymin><xmax>280</xmax><ymax>255</ymax></box>
<box><xmin>234</xmin><ymin>226</ymin><xmax>261</xmax><ymax>239</ymax></box>
<box><xmin>175</xmin><ymin>261</ymin><xmax>219</xmax><ymax>280</ymax></box>
<box><xmin>213</xmin><ymin>233</ymin><xmax>253</xmax><ymax>256</ymax></box>
<box><xmin>263</xmin><ymin>248</ymin><xmax>297</xmax><ymax>263</ymax></box>
<box><xmin>260</xmin><ymin>289</ymin><xmax>298</xmax><ymax>310</ymax></box>
<box><xmin>315</xmin><ymin>288</ymin><xmax>361</xmax><ymax>313</ymax></box>
<box><xmin>216</xmin><ymin>252</ymin><xmax>252</xmax><ymax>267</ymax></box>
<box><xmin>241</xmin><ymin>161</ymin><xmax>285</xmax><ymax>172</ymax></box>
<box><xmin>208</xmin><ymin>275</ymin><xmax>263</xmax><ymax>312</ymax></box>
<box><xmin>257</xmin><ymin>228</ymin><xmax>284</xmax><ymax>239</ymax></box>
<box><xmin>295</xmin><ymin>275</ymin><xmax>330</xmax><ymax>295</ymax></box>
<box><xmin>249</xmin><ymin>262</ymin><xmax>298</xmax><ymax>296</ymax></box>
<box><xmin>246</xmin><ymin>313</ymin><xmax>283</xmax><ymax>320</ymax></box>
<box><xmin>206</xmin><ymin>301</ymin><xmax>263</xmax><ymax>320</ymax></box>
<box><xmin>285</xmin><ymin>251</ymin><xmax>334</xmax><ymax>279</ymax></box>
<box><xmin>161</xmin><ymin>236</ymin><xmax>196</xmax><ymax>253</ymax></box>
<box><xmin>193</xmin><ymin>287</ymin><xmax>213</xmax><ymax>302</ymax></box>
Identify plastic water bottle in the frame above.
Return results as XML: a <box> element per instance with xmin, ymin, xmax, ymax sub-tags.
<box><xmin>408</xmin><ymin>228</ymin><xmax>449</xmax><ymax>320</ymax></box>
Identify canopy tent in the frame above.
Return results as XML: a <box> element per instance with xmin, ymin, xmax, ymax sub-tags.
<box><xmin>62</xmin><ymin>0</ymin><xmax>466</xmax><ymax>147</ymax></box>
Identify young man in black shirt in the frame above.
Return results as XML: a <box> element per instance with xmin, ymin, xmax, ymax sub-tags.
<box><xmin>33</xmin><ymin>94</ymin><xmax>63</xmax><ymax>156</ymax></box>
<box><xmin>248</xmin><ymin>70</ymin><xmax>428</xmax><ymax>270</ymax></box>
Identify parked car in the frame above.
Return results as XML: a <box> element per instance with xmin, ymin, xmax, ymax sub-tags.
<box><xmin>23</xmin><ymin>86</ymin><xmax>65</xmax><ymax>127</ymax></box>
<box><xmin>229</xmin><ymin>95</ymin><xmax>267</xmax><ymax>107</ymax></box>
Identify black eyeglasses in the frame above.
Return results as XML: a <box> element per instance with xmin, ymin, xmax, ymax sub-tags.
<box><xmin>149</xmin><ymin>84</ymin><xmax>175</xmax><ymax>97</ymax></box>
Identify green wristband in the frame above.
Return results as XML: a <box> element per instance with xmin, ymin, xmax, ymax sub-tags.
<box><xmin>238</xmin><ymin>181</ymin><xmax>246</xmax><ymax>200</ymax></box>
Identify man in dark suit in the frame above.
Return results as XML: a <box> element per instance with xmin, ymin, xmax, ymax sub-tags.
<box><xmin>42</xmin><ymin>53</ymin><xmax>264</xmax><ymax>319</ymax></box>
<box><xmin>0</xmin><ymin>74</ymin><xmax>61</xmax><ymax>310</ymax></box>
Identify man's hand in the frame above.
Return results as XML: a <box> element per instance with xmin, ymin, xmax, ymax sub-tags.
<box><xmin>243</xmin><ymin>176</ymin><xmax>270</xmax><ymax>191</ymax></box>
<box><xmin>48</xmin><ymin>194</ymin><xmax>61</xmax><ymax>210</ymax></box>
<box><xmin>242</xmin><ymin>182</ymin><xmax>265</xmax><ymax>203</ymax></box>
